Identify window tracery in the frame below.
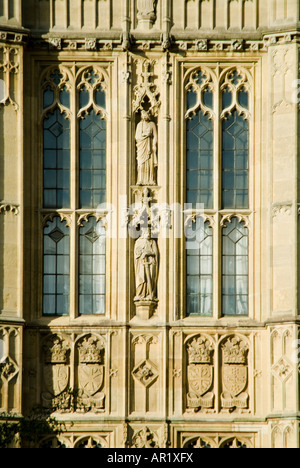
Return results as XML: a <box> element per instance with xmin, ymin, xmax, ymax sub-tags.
<box><xmin>184</xmin><ymin>65</ymin><xmax>252</xmax><ymax>318</ymax></box>
<box><xmin>40</xmin><ymin>64</ymin><xmax>109</xmax><ymax>318</ymax></box>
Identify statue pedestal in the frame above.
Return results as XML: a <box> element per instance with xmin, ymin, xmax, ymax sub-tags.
<box><xmin>134</xmin><ymin>300</ymin><xmax>157</xmax><ymax>320</ymax></box>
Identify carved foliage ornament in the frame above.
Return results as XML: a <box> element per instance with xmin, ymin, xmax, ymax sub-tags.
<box><xmin>0</xmin><ymin>203</ymin><xmax>19</xmax><ymax>215</ymax></box>
<box><xmin>132</xmin><ymin>427</ymin><xmax>159</xmax><ymax>449</ymax></box>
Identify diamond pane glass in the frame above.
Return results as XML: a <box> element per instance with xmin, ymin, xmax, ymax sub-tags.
<box><xmin>186</xmin><ymin>109</ymin><xmax>213</xmax><ymax>209</ymax></box>
<box><xmin>222</xmin><ymin>217</ymin><xmax>248</xmax><ymax>316</ymax></box>
<box><xmin>43</xmin><ymin>217</ymin><xmax>70</xmax><ymax>316</ymax></box>
<box><xmin>186</xmin><ymin>221</ymin><xmax>213</xmax><ymax>316</ymax></box>
<box><xmin>79</xmin><ymin>218</ymin><xmax>106</xmax><ymax>315</ymax></box>
<box><xmin>79</xmin><ymin>105</ymin><xmax>106</xmax><ymax>209</ymax></box>
<box><xmin>43</xmin><ymin>108</ymin><xmax>70</xmax><ymax>209</ymax></box>
<box><xmin>222</xmin><ymin>110</ymin><xmax>249</xmax><ymax>209</ymax></box>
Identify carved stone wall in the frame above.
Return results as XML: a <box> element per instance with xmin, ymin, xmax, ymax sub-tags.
<box><xmin>1</xmin><ymin>0</ymin><xmax>300</xmax><ymax>449</ymax></box>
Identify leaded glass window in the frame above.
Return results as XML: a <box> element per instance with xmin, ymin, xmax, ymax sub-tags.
<box><xmin>41</xmin><ymin>65</ymin><xmax>108</xmax><ymax>318</ymax></box>
<box><xmin>79</xmin><ymin>109</ymin><xmax>106</xmax><ymax>209</ymax></box>
<box><xmin>42</xmin><ymin>74</ymin><xmax>71</xmax><ymax>209</ymax></box>
<box><xmin>79</xmin><ymin>218</ymin><xmax>106</xmax><ymax>315</ymax></box>
<box><xmin>43</xmin><ymin>217</ymin><xmax>70</xmax><ymax>316</ymax></box>
<box><xmin>186</xmin><ymin>70</ymin><xmax>214</xmax><ymax>209</ymax></box>
<box><xmin>186</xmin><ymin>220</ymin><xmax>213</xmax><ymax>316</ymax></box>
<box><xmin>186</xmin><ymin>112</ymin><xmax>213</xmax><ymax>208</ymax></box>
<box><xmin>222</xmin><ymin>217</ymin><xmax>248</xmax><ymax>316</ymax></box>
<box><xmin>184</xmin><ymin>66</ymin><xmax>251</xmax><ymax>318</ymax></box>
<box><xmin>221</xmin><ymin>72</ymin><xmax>249</xmax><ymax>209</ymax></box>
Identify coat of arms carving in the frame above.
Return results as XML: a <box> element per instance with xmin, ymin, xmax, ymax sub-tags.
<box><xmin>77</xmin><ymin>335</ymin><xmax>105</xmax><ymax>412</ymax></box>
<box><xmin>186</xmin><ymin>336</ymin><xmax>214</xmax><ymax>412</ymax></box>
<box><xmin>41</xmin><ymin>335</ymin><xmax>70</xmax><ymax>410</ymax></box>
<box><xmin>221</xmin><ymin>336</ymin><xmax>249</xmax><ymax>412</ymax></box>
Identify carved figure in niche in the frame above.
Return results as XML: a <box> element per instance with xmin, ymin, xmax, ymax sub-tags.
<box><xmin>134</xmin><ymin>228</ymin><xmax>158</xmax><ymax>302</ymax></box>
<box><xmin>136</xmin><ymin>110</ymin><xmax>158</xmax><ymax>186</ymax></box>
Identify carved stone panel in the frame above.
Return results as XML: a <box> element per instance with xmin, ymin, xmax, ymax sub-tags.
<box><xmin>76</xmin><ymin>334</ymin><xmax>106</xmax><ymax>413</ymax></box>
<box><xmin>0</xmin><ymin>325</ymin><xmax>21</xmax><ymax>413</ymax></box>
<box><xmin>130</xmin><ymin>333</ymin><xmax>161</xmax><ymax>414</ymax></box>
<box><xmin>186</xmin><ymin>335</ymin><xmax>215</xmax><ymax>413</ymax></box>
<box><xmin>221</xmin><ymin>336</ymin><xmax>249</xmax><ymax>412</ymax></box>
<box><xmin>41</xmin><ymin>335</ymin><xmax>70</xmax><ymax>411</ymax></box>
<box><xmin>270</xmin><ymin>327</ymin><xmax>295</xmax><ymax>413</ymax></box>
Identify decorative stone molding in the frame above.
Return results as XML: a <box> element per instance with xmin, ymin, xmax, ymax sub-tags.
<box><xmin>220</xmin><ymin>213</ymin><xmax>250</xmax><ymax>228</ymax></box>
<box><xmin>0</xmin><ymin>326</ymin><xmax>21</xmax><ymax>413</ymax></box>
<box><xmin>132</xmin><ymin>359</ymin><xmax>159</xmax><ymax>388</ymax></box>
<box><xmin>0</xmin><ymin>203</ymin><xmax>19</xmax><ymax>215</ymax></box>
<box><xmin>181</xmin><ymin>432</ymin><xmax>254</xmax><ymax>449</ymax></box>
<box><xmin>185</xmin><ymin>65</ymin><xmax>215</xmax><ymax>121</ymax></box>
<box><xmin>133</xmin><ymin>59</ymin><xmax>160</xmax><ymax>117</ymax></box>
<box><xmin>41</xmin><ymin>65</ymin><xmax>72</xmax><ymax>121</ymax></box>
<box><xmin>0</xmin><ymin>44</ymin><xmax>20</xmax><ymax>110</ymax></box>
<box><xmin>42</xmin><ymin>212</ymin><xmax>72</xmax><ymax>228</ymax></box>
<box><xmin>272</xmin><ymin>202</ymin><xmax>293</xmax><ymax>218</ymax></box>
<box><xmin>85</xmin><ymin>38</ymin><xmax>97</xmax><ymax>51</ymax></box>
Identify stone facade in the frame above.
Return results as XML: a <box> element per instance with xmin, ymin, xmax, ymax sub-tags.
<box><xmin>0</xmin><ymin>0</ymin><xmax>300</xmax><ymax>448</ymax></box>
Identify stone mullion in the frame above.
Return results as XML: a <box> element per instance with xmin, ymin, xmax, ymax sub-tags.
<box><xmin>70</xmin><ymin>71</ymin><xmax>77</xmax><ymax>320</ymax></box>
<box><xmin>160</xmin><ymin>52</ymin><xmax>171</xmax><ymax>326</ymax></box>
<box><xmin>214</xmin><ymin>74</ymin><xmax>221</xmax><ymax>319</ymax></box>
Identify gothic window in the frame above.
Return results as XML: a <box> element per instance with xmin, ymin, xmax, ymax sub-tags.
<box><xmin>79</xmin><ymin>218</ymin><xmax>106</xmax><ymax>315</ymax></box>
<box><xmin>221</xmin><ymin>72</ymin><xmax>249</xmax><ymax>209</ymax></box>
<box><xmin>79</xmin><ymin>74</ymin><xmax>107</xmax><ymax>209</ymax></box>
<box><xmin>186</xmin><ymin>71</ymin><xmax>214</xmax><ymax>209</ymax></box>
<box><xmin>43</xmin><ymin>217</ymin><xmax>70</xmax><ymax>317</ymax></box>
<box><xmin>42</xmin><ymin>72</ymin><xmax>71</xmax><ymax>209</ymax></box>
<box><xmin>41</xmin><ymin>66</ymin><xmax>108</xmax><ymax>317</ymax></box>
<box><xmin>185</xmin><ymin>66</ymin><xmax>251</xmax><ymax>318</ymax></box>
<box><xmin>221</xmin><ymin>217</ymin><xmax>248</xmax><ymax>316</ymax></box>
<box><xmin>186</xmin><ymin>220</ymin><xmax>213</xmax><ymax>316</ymax></box>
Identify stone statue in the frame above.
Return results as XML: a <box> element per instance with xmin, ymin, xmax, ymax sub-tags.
<box><xmin>135</xmin><ymin>110</ymin><xmax>158</xmax><ymax>186</ymax></box>
<box><xmin>134</xmin><ymin>229</ymin><xmax>158</xmax><ymax>302</ymax></box>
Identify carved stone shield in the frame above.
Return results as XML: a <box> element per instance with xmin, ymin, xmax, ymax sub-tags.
<box><xmin>78</xmin><ymin>364</ymin><xmax>104</xmax><ymax>397</ymax></box>
<box><xmin>44</xmin><ymin>364</ymin><xmax>69</xmax><ymax>397</ymax></box>
<box><xmin>188</xmin><ymin>364</ymin><xmax>213</xmax><ymax>397</ymax></box>
<box><xmin>222</xmin><ymin>365</ymin><xmax>247</xmax><ymax>397</ymax></box>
